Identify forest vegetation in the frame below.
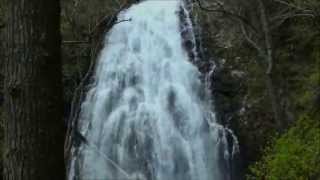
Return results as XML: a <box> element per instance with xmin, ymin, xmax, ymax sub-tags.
<box><xmin>0</xmin><ymin>0</ymin><xmax>319</xmax><ymax>179</ymax></box>
<box><xmin>194</xmin><ymin>0</ymin><xmax>320</xmax><ymax>178</ymax></box>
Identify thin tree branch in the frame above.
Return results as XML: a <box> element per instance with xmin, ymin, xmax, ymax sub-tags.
<box><xmin>273</xmin><ymin>0</ymin><xmax>313</xmax><ymax>12</ymax></box>
<box><xmin>62</xmin><ymin>19</ymin><xmax>131</xmax><ymax>45</ymax></box>
<box><xmin>240</xmin><ymin>22</ymin><xmax>266</xmax><ymax>60</ymax></box>
<box><xmin>89</xmin><ymin>3</ymin><xmax>129</xmax><ymax>36</ymax></box>
<box><xmin>195</xmin><ymin>0</ymin><xmax>258</xmax><ymax>33</ymax></box>
<box><xmin>258</xmin><ymin>0</ymin><xmax>273</xmax><ymax>75</ymax></box>
<box><xmin>62</xmin><ymin>40</ymin><xmax>90</xmax><ymax>45</ymax></box>
<box><xmin>272</xmin><ymin>12</ymin><xmax>315</xmax><ymax>21</ymax></box>
<box><xmin>270</xmin><ymin>12</ymin><xmax>315</xmax><ymax>30</ymax></box>
<box><xmin>115</xmin><ymin>18</ymin><xmax>132</xmax><ymax>24</ymax></box>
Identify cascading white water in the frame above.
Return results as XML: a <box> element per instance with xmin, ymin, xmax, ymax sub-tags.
<box><xmin>69</xmin><ymin>1</ymin><xmax>238</xmax><ymax>180</ymax></box>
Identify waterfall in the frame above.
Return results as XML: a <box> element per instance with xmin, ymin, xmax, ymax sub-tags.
<box><xmin>69</xmin><ymin>0</ymin><xmax>238</xmax><ymax>180</ymax></box>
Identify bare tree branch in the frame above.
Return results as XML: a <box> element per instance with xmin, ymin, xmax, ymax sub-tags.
<box><xmin>240</xmin><ymin>22</ymin><xmax>266</xmax><ymax>60</ymax></box>
<box><xmin>62</xmin><ymin>18</ymin><xmax>131</xmax><ymax>46</ymax></box>
<box><xmin>258</xmin><ymin>0</ymin><xmax>273</xmax><ymax>75</ymax></box>
<box><xmin>270</xmin><ymin>12</ymin><xmax>315</xmax><ymax>30</ymax></box>
<box><xmin>272</xmin><ymin>12</ymin><xmax>315</xmax><ymax>21</ymax></box>
<box><xmin>195</xmin><ymin>0</ymin><xmax>258</xmax><ymax>33</ymax></box>
<box><xmin>273</xmin><ymin>0</ymin><xmax>313</xmax><ymax>13</ymax></box>
<box><xmin>62</xmin><ymin>40</ymin><xmax>90</xmax><ymax>45</ymax></box>
<box><xmin>115</xmin><ymin>18</ymin><xmax>132</xmax><ymax>24</ymax></box>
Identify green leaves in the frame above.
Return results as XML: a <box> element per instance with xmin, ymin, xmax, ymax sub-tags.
<box><xmin>248</xmin><ymin>115</ymin><xmax>320</xmax><ymax>180</ymax></box>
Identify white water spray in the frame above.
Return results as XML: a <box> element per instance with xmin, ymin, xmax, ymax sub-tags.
<box><xmin>69</xmin><ymin>1</ymin><xmax>237</xmax><ymax>179</ymax></box>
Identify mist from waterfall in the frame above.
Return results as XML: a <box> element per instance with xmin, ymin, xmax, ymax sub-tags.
<box><xmin>68</xmin><ymin>0</ymin><xmax>238</xmax><ymax>179</ymax></box>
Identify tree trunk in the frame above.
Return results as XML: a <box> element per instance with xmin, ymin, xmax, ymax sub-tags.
<box><xmin>265</xmin><ymin>74</ymin><xmax>282</xmax><ymax>130</ymax></box>
<box><xmin>257</xmin><ymin>0</ymin><xmax>283</xmax><ymax>129</ymax></box>
<box><xmin>3</xmin><ymin>0</ymin><xmax>65</xmax><ymax>179</ymax></box>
